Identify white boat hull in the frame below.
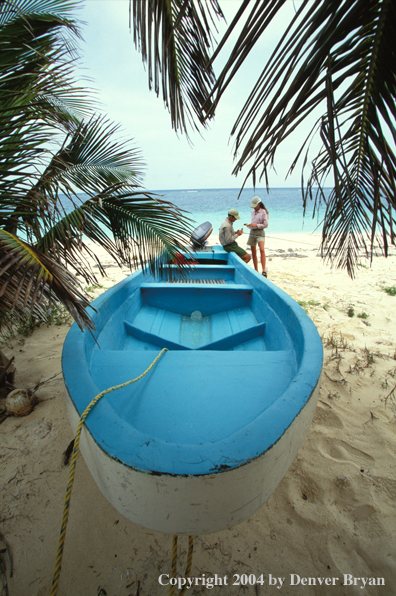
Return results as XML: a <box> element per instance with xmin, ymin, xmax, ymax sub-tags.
<box><xmin>65</xmin><ymin>377</ymin><xmax>320</xmax><ymax>535</ymax></box>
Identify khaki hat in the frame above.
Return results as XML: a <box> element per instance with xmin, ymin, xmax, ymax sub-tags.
<box><xmin>250</xmin><ymin>196</ymin><xmax>261</xmax><ymax>208</ymax></box>
<box><xmin>228</xmin><ymin>208</ymin><xmax>241</xmax><ymax>220</ymax></box>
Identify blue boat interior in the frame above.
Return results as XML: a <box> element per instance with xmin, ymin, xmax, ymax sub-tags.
<box><xmin>62</xmin><ymin>248</ymin><xmax>323</xmax><ymax>475</ymax></box>
<box><xmin>95</xmin><ymin>264</ymin><xmax>293</xmax><ymax>354</ymax></box>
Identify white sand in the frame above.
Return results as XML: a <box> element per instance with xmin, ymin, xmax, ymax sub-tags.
<box><xmin>1</xmin><ymin>234</ymin><xmax>396</xmax><ymax>596</ymax></box>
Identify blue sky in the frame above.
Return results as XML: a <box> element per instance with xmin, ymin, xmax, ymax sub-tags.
<box><xmin>75</xmin><ymin>0</ymin><xmax>314</xmax><ymax>191</ymax></box>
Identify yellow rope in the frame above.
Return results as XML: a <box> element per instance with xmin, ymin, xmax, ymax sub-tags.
<box><xmin>180</xmin><ymin>536</ymin><xmax>194</xmax><ymax>594</ymax></box>
<box><xmin>169</xmin><ymin>535</ymin><xmax>194</xmax><ymax>596</ymax></box>
<box><xmin>169</xmin><ymin>535</ymin><xmax>178</xmax><ymax>596</ymax></box>
<box><xmin>50</xmin><ymin>347</ymin><xmax>168</xmax><ymax>596</ymax></box>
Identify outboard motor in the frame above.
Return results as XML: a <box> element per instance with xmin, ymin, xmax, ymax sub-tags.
<box><xmin>190</xmin><ymin>221</ymin><xmax>213</xmax><ymax>250</ymax></box>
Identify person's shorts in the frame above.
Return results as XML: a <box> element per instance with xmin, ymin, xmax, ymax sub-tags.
<box><xmin>247</xmin><ymin>229</ymin><xmax>265</xmax><ymax>247</ymax></box>
<box><xmin>222</xmin><ymin>241</ymin><xmax>248</xmax><ymax>258</ymax></box>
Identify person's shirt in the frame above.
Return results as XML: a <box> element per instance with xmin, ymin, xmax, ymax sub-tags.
<box><xmin>219</xmin><ymin>217</ymin><xmax>238</xmax><ymax>246</ymax></box>
<box><xmin>250</xmin><ymin>208</ymin><xmax>269</xmax><ymax>229</ymax></box>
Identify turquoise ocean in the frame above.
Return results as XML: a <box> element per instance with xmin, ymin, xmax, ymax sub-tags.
<box><xmin>153</xmin><ymin>187</ymin><xmax>326</xmax><ymax>237</ymax></box>
<box><xmin>67</xmin><ymin>187</ymin><xmax>328</xmax><ymax>238</ymax></box>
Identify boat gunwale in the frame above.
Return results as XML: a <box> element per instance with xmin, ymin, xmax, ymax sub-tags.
<box><xmin>64</xmin><ymin>372</ymin><xmax>321</xmax><ymax>479</ymax></box>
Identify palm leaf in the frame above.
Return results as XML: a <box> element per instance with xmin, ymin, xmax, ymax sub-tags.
<box><xmin>0</xmin><ymin>0</ymin><xmax>199</xmax><ymax>331</ymax></box>
<box><xmin>130</xmin><ymin>0</ymin><xmax>223</xmax><ymax>135</ymax></box>
<box><xmin>54</xmin><ymin>116</ymin><xmax>145</xmax><ymax>192</ymax></box>
<box><xmin>1</xmin><ymin>114</ymin><xmax>147</xmax><ymax>244</ymax></box>
<box><xmin>0</xmin><ymin>0</ymin><xmax>94</xmax><ymax>204</ymax></box>
<box><xmin>203</xmin><ymin>0</ymin><xmax>396</xmax><ymax>274</ymax></box>
<box><xmin>36</xmin><ymin>191</ymin><xmax>195</xmax><ymax>281</ymax></box>
<box><xmin>0</xmin><ymin>229</ymin><xmax>94</xmax><ymax>330</ymax></box>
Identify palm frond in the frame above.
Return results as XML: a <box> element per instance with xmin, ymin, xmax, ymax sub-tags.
<box><xmin>130</xmin><ymin>0</ymin><xmax>223</xmax><ymax>135</ymax></box>
<box><xmin>307</xmin><ymin>83</ymin><xmax>396</xmax><ymax>276</ymax></box>
<box><xmin>0</xmin><ymin>0</ymin><xmax>94</xmax><ymax>204</ymax></box>
<box><xmin>1</xmin><ymin>114</ymin><xmax>147</xmax><ymax>243</ymax></box>
<box><xmin>0</xmin><ymin>0</ymin><xmax>201</xmax><ymax>331</ymax></box>
<box><xmin>204</xmin><ymin>0</ymin><xmax>396</xmax><ymax>275</ymax></box>
<box><xmin>0</xmin><ymin>229</ymin><xmax>94</xmax><ymax>330</ymax></box>
<box><xmin>36</xmin><ymin>191</ymin><xmax>195</xmax><ymax>281</ymax></box>
<box><xmin>55</xmin><ymin>116</ymin><xmax>145</xmax><ymax>192</ymax></box>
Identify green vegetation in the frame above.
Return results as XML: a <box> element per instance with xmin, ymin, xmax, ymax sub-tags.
<box><xmin>0</xmin><ymin>0</ymin><xmax>192</xmax><ymax>337</ymax></box>
<box><xmin>84</xmin><ymin>284</ymin><xmax>104</xmax><ymax>293</ymax></box>
<box><xmin>45</xmin><ymin>304</ymin><xmax>73</xmax><ymax>327</ymax></box>
<box><xmin>298</xmin><ymin>300</ymin><xmax>308</xmax><ymax>312</ymax></box>
<box><xmin>298</xmin><ymin>299</ymin><xmax>325</xmax><ymax>309</ymax></box>
<box><xmin>383</xmin><ymin>286</ymin><xmax>396</xmax><ymax>297</ymax></box>
<box><xmin>0</xmin><ymin>304</ymin><xmax>72</xmax><ymax>347</ymax></box>
<box><xmin>345</xmin><ymin>305</ymin><xmax>370</xmax><ymax>319</ymax></box>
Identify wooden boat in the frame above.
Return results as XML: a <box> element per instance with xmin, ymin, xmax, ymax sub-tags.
<box><xmin>62</xmin><ymin>246</ymin><xmax>323</xmax><ymax>535</ymax></box>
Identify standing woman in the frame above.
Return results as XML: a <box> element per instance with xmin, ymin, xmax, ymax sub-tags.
<box><xmin>247</xmin><ymin>196</ymin><xmax>269</xmax><ymax>277</ymax></box>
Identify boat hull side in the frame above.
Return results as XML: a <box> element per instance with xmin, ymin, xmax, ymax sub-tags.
<box><xmin>64</xmin><ymin>376</ymin><xmax>321</xmax><ymax>535</ymax></box>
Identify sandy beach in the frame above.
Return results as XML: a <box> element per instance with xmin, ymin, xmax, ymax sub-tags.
<box><xmin>1</xmin><ymin>233</ymin><xmax>396</xmax><ymax>596</ymax></box>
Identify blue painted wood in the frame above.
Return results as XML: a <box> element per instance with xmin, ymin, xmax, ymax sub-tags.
<box><xmin>62</xmin><ymin>247</ymin><xmax>323</xmax><ymax>476</ymax></box>
<box><xmin>168</xmin><ymin>264</ymin><xmax>235</xmax><ymax>281</ymax></box>
<box><xmin>198</xmin><ymin>322</ymin><xmax>265</xmax><ymax>351</ymax></box>
<box><xmin>86</xmin><ymin>350</ymin><xmax>297</xmax><ymax>472</ymax></box>
<box><xmin>140</xmin><ymin>283</ymin><xmax>253</xmax><ymax>316</ymax></box>
<box><xmin>124</xmin><ymin>320</ymin><xmax>190</xmax><ymax>351</ymax></box>
<box><xmin>124</xmin><ymin>319</ymin><xmax>266</xmax><ymax>351</ymax></box>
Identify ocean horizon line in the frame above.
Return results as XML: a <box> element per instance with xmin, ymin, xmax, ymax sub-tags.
<box><xmin>152</xmin><ymin>186</ymin><xmax>332</xmax><ymax>193</ymax></box>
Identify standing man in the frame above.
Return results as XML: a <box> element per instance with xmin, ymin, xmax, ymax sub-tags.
<box><xmin>219</xmin><ymin>209</ymin><xmax>251</xmax><ymax>264</ymax></box>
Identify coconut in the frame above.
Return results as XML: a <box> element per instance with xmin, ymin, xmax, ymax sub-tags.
<box><xmin>5</xmin><ymin>389</ymin><xmax>37</xmax><ymax>416</ymax></box>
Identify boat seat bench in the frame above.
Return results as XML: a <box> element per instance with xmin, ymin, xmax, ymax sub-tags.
<box><xmin>166</xmin><ymin>265</ymin><xmax>236</xmax><ymax>282</ymax></box>
<box><xmin>124</xmin><ymin>302</ymin><xmax>266</xmax><ymax>351</ymax></box>
<box><xmin>140</xmin><ymin>283</ymin><xmax>253</xmax><ymax>316</ymax></box>
<box><xmin>124</xmin><ymin>319</ymin><xmax>266</xmax><ymax>351</ymax></box>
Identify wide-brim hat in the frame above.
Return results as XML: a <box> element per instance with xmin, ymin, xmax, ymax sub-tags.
<box><xmin>228</xmin><ymin>208</ymin><xmax>240</xmax><ymax>220</ymax></box>
<box><xmin>250</xmin><ymin>196</ymin><xmax>261</xmax><ymax>208</ymax></box>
